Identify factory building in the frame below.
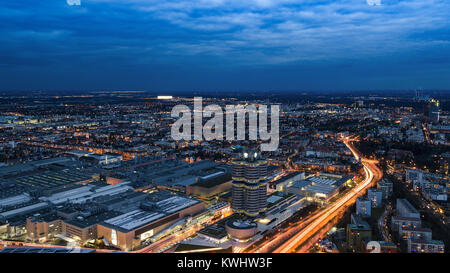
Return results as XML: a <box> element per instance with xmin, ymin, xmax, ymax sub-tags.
<box><xmin>97</xmin><ymin>194</ymin><xmax>204</xmax><ymax>251</ymax></box>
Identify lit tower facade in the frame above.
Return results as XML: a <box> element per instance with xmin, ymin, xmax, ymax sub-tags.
<box><xmin>231</xmin><ymin>151</ymin><xmax>268</xmax><ymax>217</ymax></box>
<box><xmin>424</xmin><ymin>99</ymin><xmax>440</xmax><ymax>123</ymax></box>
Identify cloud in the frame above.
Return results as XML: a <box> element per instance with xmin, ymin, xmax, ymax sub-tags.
<box><xmin>0</xmin><ymin>0</ymin><xmax>449</xmax><ymax>90</ymax></box>
<box><xmin>101</xmin><ymin>0</ymin><xmax>450</xmax><ymax>63</ymax></box>
<box><xmin>367</xmin><ymin>0</ymin><xmax>382</xmax><ymax>6</ymax></box>
<box><xmin>3</xmin><ymin>0</ymin><xmax>450</xmax><ymax>64</ymax></box>
<box><xmin>66</xmin><ymin>0</ymin><xmax>81</xmax><ymax>6</ymax></box>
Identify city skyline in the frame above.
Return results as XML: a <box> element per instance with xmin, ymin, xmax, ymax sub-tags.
<box><xmin>0</xmin><ymin>93</ymin><xmax>448</xmax><ymax>255</ymax></box>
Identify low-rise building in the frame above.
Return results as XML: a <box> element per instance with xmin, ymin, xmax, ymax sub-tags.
<box><xmin>62</xmin><ymin>210</ymin><xmax>121</xmax><ymax>242</ymax></box>
<box><xmin>399</xmin><ymin>227</ymin><xmax>432</xmax><ymax>241</ymax></box>
<box><xmin>288</xmin><ymin>173</ymin><xmax>352</xmax><ymax>205</ymax></box>
<box><xmin>391</xmin><ymin>216</ymin><xmax>421</xmax><ymax>231</ymax></box>
<box><xmin>367</xmin><ymin>188</ymin><xmax>383</xmax><ymax>208</ymax></box>
<box><xmin>97</xmin><ymin>194</ymin><xmax>205</xmax><ymax>251</ymax></box>
<box><xmin>268</xmin><ymin>172</ymin><xmax>305</xmax><ymax>192</ymax></box>
<box><xmin>356</xmin><ymin>197</ymin><xmax>371</xmax><ymax>218</ymax></box>
<box><xmin>407</xmin><ymin>239</ymin><xmax>445</xmax><ymax>253</ymax></box>
<box><xmin>396</xmin><ymin>199</ymin><xmax>420</xmax><ymax>218</ymax></box>
<box><xmin>377</xmin><ymin>180</ymin><xmax>393</xmax><ymax>199</ymax></box>
<box><xmin>347</xmin><ymin>221</ymin><xmax>372</xmax><ymax>253</ymax></box>
<box><xmin>365</xmin><ymin>241</ymin><xmax>398</xmax><ymax>253</ymax></box>
<box><xmin>26</xmin><ymin>213</ymin><xmax>62</xmax><ymax>243</ymax></box>
<box><xmin>186</xmin><ymin>172</ymin><xmax>232</xmax><ymax>203</ymax></box>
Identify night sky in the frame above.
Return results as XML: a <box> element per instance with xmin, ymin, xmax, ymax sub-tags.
<box><xmin>1</xmin><ymin>0</ymin><xmax>450</xmax><ymax>92</ymax></box>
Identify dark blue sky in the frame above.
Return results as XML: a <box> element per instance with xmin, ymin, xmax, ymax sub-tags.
<box><xmin>1</xmin><ymin>0</ymin><xmax>450</xmax><ymax>92</ymax></box>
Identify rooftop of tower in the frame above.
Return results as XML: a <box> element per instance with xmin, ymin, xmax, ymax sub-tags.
<box><xmin>232</xmin><ymin>149</ymin><xmax>266</xmax><ymax>163</ymax></box>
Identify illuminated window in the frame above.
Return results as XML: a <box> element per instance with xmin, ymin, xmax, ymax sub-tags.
<box><xmin>111</xmin><ymin>229</ymin><xmax>118</xmax><ymax>245</ymax></box>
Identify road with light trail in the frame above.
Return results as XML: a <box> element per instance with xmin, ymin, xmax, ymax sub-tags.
<box><xmin>273</xmin><ymin>137</ymin><xmax>382</xmax><ymax>253</ymax></box>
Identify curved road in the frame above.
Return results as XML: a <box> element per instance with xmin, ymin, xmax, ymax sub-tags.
<box><xmin>272</xmin><ymin>137</ymin><xmax>382</xmax><ymax>253</ymax></box>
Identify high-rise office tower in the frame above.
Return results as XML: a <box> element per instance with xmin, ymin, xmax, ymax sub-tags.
<box><xmin>231</xmin><ymin>150</ymin><xmax>268</xmax><ymax>217</ymax></box>
<box><xmin>424</xmin><ymin>99</ymin><xmax>440</xmax><ymax>123</ymax></box>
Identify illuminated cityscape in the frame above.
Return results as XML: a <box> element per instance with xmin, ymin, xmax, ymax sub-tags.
<box><xmin>0</xmin><ymin>92</ymin><xmax>448</xmax><ymax>255</ymax></box>
<box><xmin>0</xmin><ymin>1</ymin><xmax>449</xmax><ymax>263</ymax></box>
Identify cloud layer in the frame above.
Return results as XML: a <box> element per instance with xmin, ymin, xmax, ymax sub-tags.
<box><xmin>1</xmin><ymin>0</ymin><xmax>449</xmax><ymax>91</ymax></box>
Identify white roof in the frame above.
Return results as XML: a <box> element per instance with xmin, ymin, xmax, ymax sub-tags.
<box><xmin>309</xmin><ymin>177</ymin><xmax>336</xmax><ymax>185</ymax></box>
<box><xmin>104</xmin><ymin>195</ymin><xmax>200</xmax><ymax>231</ymax></box>
<box><xmin>40</xmin><ymin>182</ymin><xmax>132</xmax><ymax>205</ymax></box>
<box><xmin>157</xmin><ymin>196</ymin><xmax>199</xmax><ymax>214</ymax></box>
<box><xmin>104</xmin><ymin>209</ymin><xmax>166</xmax><ymax>231</ymax></box>
<box><xmin>0</xmin><ymin>202</ymin><xmax>48</xmax><ymax>218</ymax></box>
<box><xmin>0</xmin><ymin>194</ymin><xmax>31</xmax><ymax>207</ymax></box>
<box><xmin>267</xmin><ymin>195</ymin><xmax>283</xmax><ymax>204</ymax></box>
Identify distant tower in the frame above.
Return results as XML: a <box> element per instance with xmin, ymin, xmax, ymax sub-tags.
<box><xmin>424</xmin><ymin>99</ymin><xmax>440</xmax><ymax>123</ymax></box>
<box><xmin>231</xmin><ymin>150</ymin><xmax>268</xmax><ymax>217</ymax></box>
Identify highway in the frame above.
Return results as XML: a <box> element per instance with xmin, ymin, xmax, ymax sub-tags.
<box><xmin>137</xmin><ymin>220</ymin><xmax>206</xmax><ymax>253</ymax></box>
<box><xmin>140</xmin><ymin>136</ymin><xmax>382</xmax><ymax>254</ymax></box>
<box><xmin>240</xmin><ymin>200</ymin><xmax>318</xmax><ymax>253</ymax></box>
<box><xmin>2</xmin><ymin>137</ymin><xmax>381</xmax><ymax>254</ymax></box>
<box><xmin>270</xmin><ymin>137</ymin><xmax>382</xmax><ymax>253</ymax></box>
<box><xmin>247</xmin><ymin>213</ymin><xmax>318</xmax><ymax>253</ymax></box>
<box><xmin>136</xmin><ymin>208</ymin><xmax>232</xmax><ymax>253</ymax></box>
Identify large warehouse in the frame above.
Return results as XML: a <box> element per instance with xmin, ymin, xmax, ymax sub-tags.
<box><xmin>97</xmin><ymin>194</ymin><xmax>205</xmax><ymax>251</ymax></box>
<box><xmin>288</xmin><ymin>173</ymin><xmax>353</xmax><ymax>205</ymax></box>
